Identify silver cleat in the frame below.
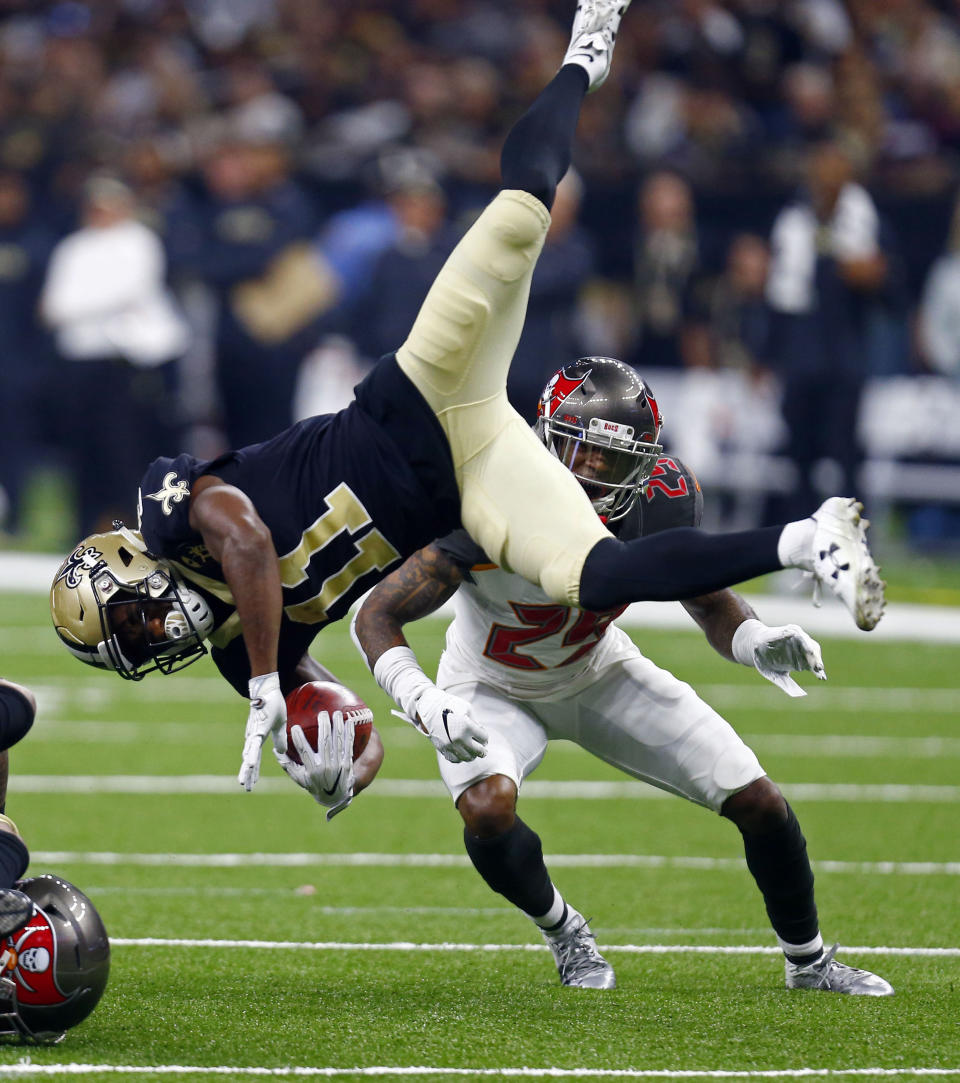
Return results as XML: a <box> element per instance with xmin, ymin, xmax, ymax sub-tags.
<box><xmin>785</xmin><ymin>943</ymin><xmax>894</xmax><ymax>996</ymax></box>
<box><xmin>810</xmin><ymin>497</ymin><xmax>886</xmax><ymax>631</ymax></box>
<box><xmin>543</xmin><ymin>911</ymin><xmax>616</xmax><ymax>988</ymax></box>
<box><xmin>561</xmin><ymin>0</ymin><xmax>632</xmax><ymax>91</ymax></box>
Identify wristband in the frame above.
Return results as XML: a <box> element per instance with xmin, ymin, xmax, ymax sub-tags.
<box><xmin>731</xmin><ymin>619</ymin><xmax>765</xmax><ymax>668</ymax></box>
<box><xmin>372</xmin><ymin>646</ymin><xmax>433</xmax><ymax>722</ymax></box>
<box><xmin>248</xmin><ymin>671</ymin><xmax>281</xmax><ymax>703</ymax></box>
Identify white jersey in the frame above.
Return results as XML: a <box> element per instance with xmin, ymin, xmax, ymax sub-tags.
<box><xmin>428</xmin><ymin>456</ymin><xmax>765</xmax><ymax>812</ymax></box>
<box><xmin>443</xmin><ymin>561</ymin><xmax>637</xmax><ymax>700</ymax></box>
<box><xmin>436</xmin><ymin>455</ymin><xmax>703</xmax><ymax>701</ymax></box>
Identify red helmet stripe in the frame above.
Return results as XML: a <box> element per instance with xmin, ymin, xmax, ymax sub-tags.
<box><xmin>540</xmin><ymin>367</ymin><xmax>592</xmax><ymax>419</ymax></box>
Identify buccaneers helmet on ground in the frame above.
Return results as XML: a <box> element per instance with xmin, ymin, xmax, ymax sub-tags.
<box><xmin>50</xmin><ymin>525</ymin><xmax>214</xmax><ymax>680</ymax></box>
<box><xmin>537</xmin><ymin>357</ymin><xmax>664</xmax><ymax>522</ymax></box>
<box><xmin>0</xmin><ymin>875</ymin><xmax>110</xmax><ymax>1043</ymax></box>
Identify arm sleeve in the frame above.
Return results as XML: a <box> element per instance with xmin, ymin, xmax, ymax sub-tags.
<box><xmin>434</xmin><ymin>528</ymin><xmax>489</xmax><ymax>580</ymax></box>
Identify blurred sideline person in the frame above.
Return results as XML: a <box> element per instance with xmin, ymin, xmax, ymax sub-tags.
<box><xmin>765</xmin><ymin>141</ymin><xmax>890</xmax><ymax>523</ymax></box>
<box><xmin>0</xmin><ymin>680</ymin><xmax>110</xmax><ymax>1043</ymax></box>
<box><xmin>41</xmin><ymin>175</ymin><xmax>190</xmax><ymax>537</ymax></box>
<box><xmin>630</xmin><ymin>170</ymin><xmax>702</xmax><ymax>370</ymax></box>
<box><xmin>0</xmin><ymin>171</ymin><xmax>55</xmax><ymax>537</ymax></box>
<box><xmin>175</xmin><ymin>122</ymin><xmax>322</xmax><ymax>449</ymax></box>
<box><xmin>50</xmin><ymin>1</ymin><xmax>883</xmax><ymax>817</ymax></box>
<box><xmin>351</xmin><ymin>358</ymin><xmax>893</xmax><ymax>997</ymax></box>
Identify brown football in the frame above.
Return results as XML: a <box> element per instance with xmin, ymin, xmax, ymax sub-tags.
<box><xmin>284</xmin><ymin>681</ymin><xmax>373</xmax><ymax>764</ymax></box>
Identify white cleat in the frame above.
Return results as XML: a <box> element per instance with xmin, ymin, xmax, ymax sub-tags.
<box><xmin>810</xmin><ymin>497</ymin><xmax>886</xmax><ymax>631</ymax></box>
<box><xmin>543</xmin><ymin>909</ymin><xmax>616</xmax><ymax>988</ymax></box>
<box><xmin>785</xmin><ymin>944</ymin><xmax>894</xmax><ymax>996</ymax></box>
<box><xmin>561</xmin><ymin>0</ymin><xmax>632</xmax><ymax>91</ymax></box>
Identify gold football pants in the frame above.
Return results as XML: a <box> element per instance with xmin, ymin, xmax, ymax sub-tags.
<box><xmin>396</xmin><ymin>189</ymin><xmax>609</xmax><ymax>605</ymax></box>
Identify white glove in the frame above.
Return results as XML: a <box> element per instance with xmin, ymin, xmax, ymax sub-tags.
<box><xmin>731</xmin><ymin>619</ymin><xmax>826</xmax><ymax>698</ymax></box>
<box><xmin>238</xmin><ymin>672</ymin><xmax>287</xmax><ymax>792</ymax></box>
<box><xmin>275</xmin><ymin>712</ymin><xmax>356</xmax><ymax>821</ymax></box>
<box><xmin>372</xmin><ymin>646</ymin><xmax>488</xmax><ymax>764</ymax></box>
<box><xmin>409</xmin><ymin>687</ymin><xmax>488</xmax><ymax>763</ymax></box>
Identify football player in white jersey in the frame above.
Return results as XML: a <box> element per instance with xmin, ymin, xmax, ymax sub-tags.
<box><xmin>352</xmin><ymin>357</ymin><xmax>893</xmax><ymax>997</ymax></box>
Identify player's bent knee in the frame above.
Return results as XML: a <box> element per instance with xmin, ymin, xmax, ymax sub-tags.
<box><xmin>471</xmin><ymin>190</ymin><xmax>552</xmax><ymax>283</ymax></box>
<box><xmin>457</xmin><ymin>774</ymin><xmax>518</xmax><ymax>838</ymax></box>
<box><xmin>721</xmin><ymin>777</ymin><xmax>788</xmax><ymax>834</ymax></box>
<box><xmin>396</xmin><ymin>191</ymin><xmax>549</xmax><ymax>402</ymax></box>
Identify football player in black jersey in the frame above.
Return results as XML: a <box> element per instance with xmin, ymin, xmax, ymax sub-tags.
<box><xmin>352</xmin><ymin>357</ymin><xmax>893</xmax><ymax>997</ymax></box>
<box><xmin>51</xmin><ymin>0</ymin><xmax>883</xmax><ymax>815</ymax></box>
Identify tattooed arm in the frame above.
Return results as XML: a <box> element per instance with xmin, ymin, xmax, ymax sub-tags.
<box><xmin>352</xmin><ymin>543</ymin><xmax>488</xmax><ymax>763</ymax></box>
<box><xmin>352</xmin><ymin>542</ymin><xmax>466</xmax><ymax>668</ymax></box>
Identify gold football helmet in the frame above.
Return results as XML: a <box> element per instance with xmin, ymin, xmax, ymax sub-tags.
<box><xmin>50</xmin><ymin>526</ymin><xmax>214</xmax><ymax>680</ymax></box>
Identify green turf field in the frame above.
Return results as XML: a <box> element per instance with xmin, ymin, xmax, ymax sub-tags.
<box><xmin>0</xmin><ymin>589</ymin><xmax>958</xmax><ymax>1081</ymax></box>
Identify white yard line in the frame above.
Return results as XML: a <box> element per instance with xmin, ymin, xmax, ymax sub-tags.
<box><xmin>0</xmin><ymin>1065</ymin><xmax>958</xmax><ymax>1079</ymax></box>
<box><xmin>22</xmin><ymin>721</ymin><xmax>960</xmax><ymax>757</ymax></box>
<box><xmin>106</xmin><ymin>938</ymin><xmax>960</xmax><ymax>958</ymax></box>
<box><xmin>23</xmin><ymin>680</ymin><xmax>960</xmax><ymax>718</ymax></box>
<box><xmin>30</xmin><ymin>850</ymin><xmax>960</xmax><ymax>875</ymax></box>
<box><xmin>14</xmin><ymin>776</ymin><xmax>960</xmax><ymax>801</ymax></box>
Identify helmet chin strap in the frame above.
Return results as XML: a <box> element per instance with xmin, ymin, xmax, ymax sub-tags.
<box><xmin>96</xmin><ymin>638</ymin><xmax>136</xmax><ymax>676</ymax></box>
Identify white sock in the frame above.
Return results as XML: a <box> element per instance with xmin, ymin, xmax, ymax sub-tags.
<box><xmin>777</xmin><ymin>517</ymin><xmax>817</xmax><ymax>571</ymax></box>
<box><xmin>780</xmin><ymin>932</ymin><xmax>824</xmax><ymax>962</ymax></box>
<box><xmin>532</xmin><ymin>887</ymin><xmax>567</xmax><ymax>932</ymax></box>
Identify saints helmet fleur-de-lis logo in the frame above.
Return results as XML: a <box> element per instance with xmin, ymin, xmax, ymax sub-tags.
<box><xmin>54</xmin><ymin>545</ymin><xmax>104</xmax><ymax>589</ymax></box>
<box><xmin>145</xmin><ymin>471</ymin><xmax>190</xmax><ymax>516</ymax></box>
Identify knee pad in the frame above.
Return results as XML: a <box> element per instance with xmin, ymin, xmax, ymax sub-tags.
<box><xmin>468</xmin><ymin>190</ymin><xmax>551</xmax><ymax>284</ymax></box>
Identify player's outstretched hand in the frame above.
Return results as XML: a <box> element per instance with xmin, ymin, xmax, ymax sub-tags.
<box><xmin>276</xmin><ymin>712</ymin><xmax>357</xmax><ymax>821</ymax></box>
<box><xmin>238</xmin><ymin>672</ymin><xmax>287</xmax><ymax>791</ymax></box>
<box><xmin>732</xmin><ymin>619</ymin><xmax>826</xmax><ymax>698</ymax></box>
<box><xmin>414</xmin><ymin>687</ymin><xmax>489</xmax><ymax>763</ymax></box>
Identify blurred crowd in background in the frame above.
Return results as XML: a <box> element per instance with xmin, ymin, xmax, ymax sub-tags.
<box><xmin>2</xmin><ymin>0</ymin><xmax>960</xmax><ymax>549</ymax></box>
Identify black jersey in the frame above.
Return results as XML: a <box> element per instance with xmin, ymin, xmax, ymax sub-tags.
<box><xmin>137</xmin><ymin>356</ymin><xmax>461</xmax><ymax>693</ymax></box>
<box><xmin>437</xmin><ymin>454</ymin><xmax>703</xmax><ymax>576</ymax></box>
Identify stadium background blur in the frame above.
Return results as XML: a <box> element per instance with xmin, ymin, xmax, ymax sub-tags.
<box><xmin>2</xmin><ymin>0</ymin><xmax>960</xmax><ymax>563</ymax></box>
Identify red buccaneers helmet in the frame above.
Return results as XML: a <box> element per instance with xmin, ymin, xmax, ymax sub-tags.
<box><xmin>0</xmin><ymin>875</ymin><xmax>110</xmax><ymax>1043</ymax></box>
<box><xmin>537</xmin><ymin>357</ymin><xmax>663</xmax><ymax>522</ymax></box>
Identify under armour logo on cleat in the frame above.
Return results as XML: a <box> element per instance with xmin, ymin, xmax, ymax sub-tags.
<box><xmin>819</xmin><ymin>542</ymin><xmax>850</xmax><ymax>580</ymax></box>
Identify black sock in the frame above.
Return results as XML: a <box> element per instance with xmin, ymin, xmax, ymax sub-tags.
<box><xmin>463</xmin><ymin>818</ymin><xmax>555</xmax><ymax>917</ymax></box>
<box><xmin>579</xmin><ymin>527</ymin><xmax>784</xmax><ymax>610</ymax></box>
<box><xmin>0</xmin><ymin>686</ymin><xmax>35</xmax><ymax>751</ymax></box>
<box><xmin>0</xmin><ymin>831</ymin><xmax>29</xmax><ymax>889</ymax></box>
<box><xmin>499</xmin><ymin>65</ymin><xmax>589</xmax><ymax>210</ymax></box>
<box><xmin>740</xmin><ymin>802</ymin><xmax>819</xmax><ymax>951</ymax></box>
